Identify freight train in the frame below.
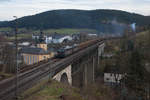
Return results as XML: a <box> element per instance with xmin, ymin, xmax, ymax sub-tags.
<box><xmin>56</xmin><ymin>39</ymin><xmax>101</xmax><ymax>58</ymax></box>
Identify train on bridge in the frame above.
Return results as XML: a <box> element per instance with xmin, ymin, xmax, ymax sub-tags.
<box><xmin>56</xmin><ymin>39</ymin><xmax>102</xmax><ymax>58</ymax></box>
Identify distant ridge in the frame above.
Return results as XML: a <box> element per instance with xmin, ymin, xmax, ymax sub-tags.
<box><xmin>0</xmin><ymin>9</ymin><xmax>150</xmax><ymax>34</ymax></box>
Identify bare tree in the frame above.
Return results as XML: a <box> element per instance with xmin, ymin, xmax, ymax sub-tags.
<box><xmin>1</xmin><ymin>44</ymin><xmax>16</xmax><ymax>73</ymax></box>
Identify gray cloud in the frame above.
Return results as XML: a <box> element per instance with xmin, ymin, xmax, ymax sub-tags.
<box><xmin>0</xmin><ymin>0</ymin><xmax>11</xmax><ymax>2</ymax></box>
<box><xmin>0</xmin><ymin>0</ymin><xmax>150</xmax><ymax>21</ymax></box>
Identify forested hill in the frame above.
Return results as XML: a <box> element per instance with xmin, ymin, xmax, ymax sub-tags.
<box><xmin>0</xmin><ymin>9</ymin><xmax>150</xmax><ymax>34</ymax></box>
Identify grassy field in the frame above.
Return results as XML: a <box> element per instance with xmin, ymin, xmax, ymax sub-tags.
<box><xmin>7</xmin><ymin>33</ymin><xmax>32</xmax><ymax>40</ymax></box>
<box><xmin>0</xmin><ymin>72</ymin><xmax>14</xmax><ymax>81</ymax></box>
<box><xmin>22</xmin><ymin>80</ymin><xmax>82</xmax><ymax>100</ymax></box>
<box><xmin>0</xmin><ymin>27</ymin><xmax>13</xmax><ymax>32</ymax></box>
<box><xmin>21</xmin><ymin>79</ymin><xmax>115</xmax><ymax>100</ymax></box>
<box><xmin>0</xmin><ymin>27</ymin><xmax>98</xmax><ymax>40</ymax></box>
<box><xmin>0</xmin><ymin>27</ymin><xmax>98</xmax><ymax>34</ymax></box>
<box><xmin>33</xmin><ymin>28</ymin><xmax>98</xmax><ymax>35</ymax></box>
<box><xmin>135</xmin><ymin>30</ymin><xmax>150</xmax><ymax>48</ymax></box>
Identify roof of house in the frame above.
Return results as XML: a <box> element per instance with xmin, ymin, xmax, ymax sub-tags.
<box><xmin>20</xmin><ymin>47</ymin><xmax>50</xmax><ymax>55</ymax></box>
<box><xmin>52</xmin><ymin>34</ymin><xmax>65</xmax><ymax>39</ymax></box>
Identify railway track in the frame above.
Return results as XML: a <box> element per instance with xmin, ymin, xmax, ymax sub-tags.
<box><xmin>0</xmin><ymin>58</ymin><xmax>60</xmax><ymax>100</ymax></box>
<box><xmin>19</xmin><ymin>57</ymin><xmax>56</xmax><ymax>72</ymax></box>
<box><xmin>0</xmin><ymin>39</ymin><xmax>104</xmax><ymax>100</ymax></box>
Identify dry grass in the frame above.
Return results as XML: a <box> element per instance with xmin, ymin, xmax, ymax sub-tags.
<box><xmin>0</xmin><ymin>72</ymin><xmax>14</xmax><ymax>81</ymax></box>
<box><xmin>22</xmin><ymin>80</ymin><xmax>83</xmax><ymax>100</ymax></box>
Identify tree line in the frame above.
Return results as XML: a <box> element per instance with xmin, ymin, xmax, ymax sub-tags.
<box><xmin>0</xmin><ymin>9</ymin><xmax>150</xmax><ymax>34</ymax></box>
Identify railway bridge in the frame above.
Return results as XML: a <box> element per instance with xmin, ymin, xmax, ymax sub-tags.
<box><xmin>53</xmin><ymin>42</ymin><xmax>105</xmax><ymax>86</ymax></box>
<box><xmin>0</xmin><ymin>39</ymin><xmax>105</xmax><ymax>100</ymax></box>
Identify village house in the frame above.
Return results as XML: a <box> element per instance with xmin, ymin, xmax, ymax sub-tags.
<box><xmin>52</xmin><ymin>34</ymin><xmax>72</xmax><ymax>44</ymax></box>
<box><xmin>32</xmin><ymin>33</ymin><xmax>72</xmax><ymax>44</ymax></box>
<box><xmin>21</xmin><ymin>32</ymin><xmax>54</xmax><ymax>65</ymax></box>
<box><xmin>21</xmin><ymin>43</ymin><xmax>54</xmax><ymax>65</ymax></box>
<box><xmin>32</xmin><ymin>34</ymin><xmax>40</xmax><ymax>40</ymax></box>
<box><xmin>104</xmin><ymin>73</ymin><xmax>123</xmax><ymax>85</ymax></box>
<box><xmin>45</xmin><ymin>36</ymin><xmax>52</xmax><ymax>44</ymax></box>
<box><xmin>103</xmin><ymin>65</ymin><xmax>124</xmax><ymax>86</ymax></box>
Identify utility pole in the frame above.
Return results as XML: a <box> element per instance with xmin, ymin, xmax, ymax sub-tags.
<box><xmin>13</xmin><ymin>16</ymin><xmax>19</xmax><ymax>100</ymax></box>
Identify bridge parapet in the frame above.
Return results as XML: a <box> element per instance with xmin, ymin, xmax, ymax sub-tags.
<box><xmin>98</xmin><ymin>42</ymin><xmax>105</xmax><ymax>56</ymax></box>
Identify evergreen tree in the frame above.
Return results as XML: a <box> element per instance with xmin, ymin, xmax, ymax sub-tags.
<box><xmin>126</xmin><ymin>50</ymin><xmax>146</xmax><ymax>97</ymax></box>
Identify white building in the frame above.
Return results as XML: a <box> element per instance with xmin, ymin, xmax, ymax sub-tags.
<box><xmin>19</xmin><ymin>42</ymin><xmax>30</xmax><ymax>46</ymax></box>
<box><xmin>32</xmin><ymin>33</ymin><xmax>72</xmax><ymax>44</ymax></box>
<box><xmin>45</xmin><ymin>36</ymin><xmax>52</xmax><ymax>44</ymax></box>
<box><xmin>104</xmin><ymin>73</ymin><xmax>123</xmax><ymax>84</ymax></box>
<box><xmin>32</xmin><ymin>34</ymin><xmax>39</xmax><ymax>40</ymax></box>
<box><xmin>88</xmin><ymin>33</ymin><xmax>97</xmax><ymax>37</ymax></box>
<box><xmin>102</xmin><ymin>53</ymin><xmax>114</xmax><ymax>58</ymax></box>
<box><xmin>52</xmin><ymin>35</ymin><xmax>72</xmax><ymax>44</ymax></box>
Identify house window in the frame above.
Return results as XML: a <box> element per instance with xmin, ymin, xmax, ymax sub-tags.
<box><xmin>27</xmin><ymin>56</ymin><xmax>29</xmax><ymax>64</ymax></box>
<box><xmin>24</xmin><ymin>56</ymin><xmax>26</xmax><ymax>63</ymax></box>
<box><xmin>43</xmin><ymin>56</ymin><xmax>46</xmax><ymax>59</ymax></box>
<box><xmin>37</xmin><ymin>56</ymin><xmax>39</xmax><ymax>62</ymax></box>
<box><xmin>35</xmin><ymin>56</ymin><xmax>37</xmax><ymax>63</ymax></box>
<box><xmin>33</xmin><ymin>56</ymin><xmax>34</xmax><ymax>63</ymax></box>
<box><xmin>106</xmin><ymin>78</ymin><xmax>109</xmax><ymax>81</ymax></box>
<box><xmin>30</xmin><ymin>56</ymin><xmax>32</xmax><ymax>64</ymax></box>
<box><xmin>110</xmin><ymin>73</ymin><xmax>113</xmax><ymax>76</ymax></box>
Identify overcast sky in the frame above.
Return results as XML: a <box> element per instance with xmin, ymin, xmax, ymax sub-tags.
<box><xmin>0</xmin><ymin>0</ymin><xmax>150</xmax><ymax>21</ymax></box>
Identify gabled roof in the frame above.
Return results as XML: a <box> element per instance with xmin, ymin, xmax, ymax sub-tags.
<box><xmin>52</xmin><ymin>34</ymin><xmax>65</xmax><ymax>39</ymax></box>
<box><xmin>20</xmin><ymin>47</ymin><xmax>49</xmax><ymax>55</ymax></box>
